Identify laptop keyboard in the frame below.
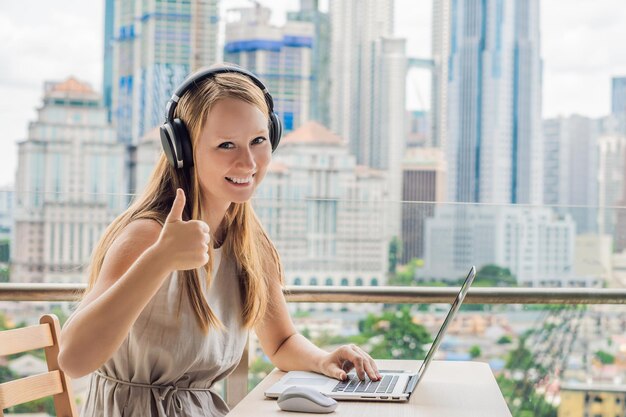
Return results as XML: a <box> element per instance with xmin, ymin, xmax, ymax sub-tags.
<box><xmin>332</xmin><ymin>374</ymin><xmax>399</xmax><ymax>394</ymax></box>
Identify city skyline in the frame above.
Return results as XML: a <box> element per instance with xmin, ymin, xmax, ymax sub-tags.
<box><xmin>1</xmin><ymin>0</ymin><xmax>626</xmax><ymax>186</ymax></box>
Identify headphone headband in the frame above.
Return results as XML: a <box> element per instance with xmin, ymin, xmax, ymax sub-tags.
<box><xmin>164</xmin><ymin>66</ymin><xmax>275</xmax><ymax>122</ymax></box>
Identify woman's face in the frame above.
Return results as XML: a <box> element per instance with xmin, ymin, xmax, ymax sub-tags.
<box><xmin>194</xmin><ymin>97</ymin><xmax>271</xmax><ymax>208</ymax></box>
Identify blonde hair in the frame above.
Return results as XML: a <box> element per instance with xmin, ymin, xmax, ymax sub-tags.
<box><xmin>84</xmin><ymin>66</ymin><xmax>283</xmax><ymax>332</ymax></box>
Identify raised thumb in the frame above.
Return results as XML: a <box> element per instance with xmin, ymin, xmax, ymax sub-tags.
<box><xmin>166</xmin><ymin>188</ymin><xmax>185</xmax><ymax>223</ymax></box>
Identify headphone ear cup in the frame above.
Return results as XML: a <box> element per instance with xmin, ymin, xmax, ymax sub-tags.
<box><xmin>172</xmin><ymin>118</ymin><xmax>194</xmax><ymax>167</ymax></box>
<box><xmin>160</xmin><ymin>123</ymin><xmax>177</xmax><ymax>168</ymax></box>
<box><xmin>269</xmin><ymin>112</ymin><xmax>282</xmax><ymax>152</ymax></box>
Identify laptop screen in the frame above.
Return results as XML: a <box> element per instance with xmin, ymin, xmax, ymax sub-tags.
<box><xmin>414</xmin><ymin>265</ymin><xmax>477</xmax><ymax>384</ymax></box>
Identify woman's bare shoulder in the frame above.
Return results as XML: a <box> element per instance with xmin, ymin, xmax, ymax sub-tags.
<box><xmin>121</xmin><ymin>218</ymin><xmax>163</xmax><ymax>243</ymax></box>
<box><xmin>100</xmin><ymin>218</ymin><xmax>163</xmax><ymax>278</ymax></box>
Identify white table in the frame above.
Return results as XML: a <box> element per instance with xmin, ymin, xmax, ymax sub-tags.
<box><xmin>227</xmin><ymin>360</ymin><xmax>512</xmax><ymax>417</ymax></box>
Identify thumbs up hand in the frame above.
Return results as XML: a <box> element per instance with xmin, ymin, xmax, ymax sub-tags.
<box><xmin>156</xmin><ymin>188</ymin><xmax>211</xmax><ymax>271</ymax></box>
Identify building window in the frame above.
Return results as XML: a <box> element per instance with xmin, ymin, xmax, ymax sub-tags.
<box><xmin>340</xmin><ymin>278</ymin><xmax>348</xmax><ymax>286</ymax></box>
<box><xmin>325</xmin><ymin>277</ymin><xmax>333</xmax><ymax>286</ymax></box>
<box><xmin>309</xmin><ymin>277</ymin><xmax>318</xmax><ymax>285</ymax></box>
<box><xmin>355</xmin><ymin>277</ymin><xmax>363</xmax><ymax>286</ymax></box>
<box><xmin>294</xmin><ymin>277</ymin><xmax>301</xmax><ymax>285</ymax></box>
<box><xmin>371</xmin><ymin>278</ymin><xmax>379</xmax><ymax>286</ymax></box>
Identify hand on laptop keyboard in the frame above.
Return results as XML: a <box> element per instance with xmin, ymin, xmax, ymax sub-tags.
<box><xmin>332</xmin><ymin>374</ymin><xmax>399</xmax><ymax>394</ymax></box>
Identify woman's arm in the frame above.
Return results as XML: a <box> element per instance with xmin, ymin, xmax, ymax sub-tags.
<box><xmin>59</xmin><ymin>189</ymin><xmax>209</xmax><ymax>378</ymax></box>
<box><xmin>58</xmin><ymin>220</ymin><xmax>170</xmax><ymax>378</ymax></box>
<box><xmin>254</xmin><ymin>276</ymin><xmax>381</xmax><ymax>381</ymax></box>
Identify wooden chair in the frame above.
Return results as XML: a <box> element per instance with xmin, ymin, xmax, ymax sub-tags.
<box><xmin>0</xmin><ymin>314</ymin><xmax>77</xmax><ymax>416</ymax></box>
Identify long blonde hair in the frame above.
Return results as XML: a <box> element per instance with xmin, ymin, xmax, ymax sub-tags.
<box><xmin>85</xmin><ymin>67</ymin><xmax>283</xmax><ymax>332</ymax></box>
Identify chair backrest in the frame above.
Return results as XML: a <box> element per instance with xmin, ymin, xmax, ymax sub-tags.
<box><xmin>0</xmin><ymin>314</ymin><xmax>77</xmax><ymax>417</ymax></box>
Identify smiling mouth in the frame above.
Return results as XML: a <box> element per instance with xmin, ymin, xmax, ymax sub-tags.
<box><xmin>225</xmin><ymin>174</ymin><xmax>255</xmax><ymax>185</ymax></box>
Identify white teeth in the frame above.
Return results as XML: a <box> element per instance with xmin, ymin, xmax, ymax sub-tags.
<box><xmin>227</xmin><ymin>176</ymin><xmax>252</xmax><ymax>184</ymax></box>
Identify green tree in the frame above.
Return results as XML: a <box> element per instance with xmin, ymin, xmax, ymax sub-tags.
<box><xmin>388</xmin><ymin>258</ymin><xmax>423</xmax><ymax>286</ymax></box>
<box><xmin>505</xmin><ymin>337</ymin><xmax>535</xmax><ymax>371</ymax></box>
<box><xmin>595</xmin><ymin>350</ymin><xmax>615</xmax><ymax>365</ymax></box>
<box><xmin>0</xmin><ymin>238</ymin><xmax>9</xmax><ymax>263</ymax></box>
<box><xmin>359</xmin><ymin>306</ymin><xmax>431</xmax><ymax>359</ymax></box>
<box><xmin>496</xmin><ymin>375</ymin><xmax>557</xmax><ymax>417</ymax></box>
<box><xmin>51</xmin><ymin>306</ymin><xmax>70</xmax><ymax>327</ymax></box>
<box><xmin>497</xmin><ymin>335</ymin><xmax>513</xmax><ymax>344</ymax></box>
<box><xmin>0</xmin><ymin>365</ymin><xmax>16</xmax><ymax>384</ymax></box>
<box><xmin>9</xmin><ymin>397</ymin><xmax>55</xmax><ymax>415</ymax></box>
<box><xmin>473</xmin><ymin>264</ymin><xmax>517</xmax><ymax>287</ymax></box>
<box><xmin>388</xmin><ymin>236</ymin><xmax>401</xmax><ymax>274</ymax></box>
<box><xmin>469</xmin><ymin>345</ymin><xmax>481</xmax><ymax>359</ymax></box>
<box><xmin>0</xmin><ymin>265</ymin><xmax>8</xmax><ymax>283</ymax></box>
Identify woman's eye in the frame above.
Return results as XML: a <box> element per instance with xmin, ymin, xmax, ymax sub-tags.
<box><xmin>219</xmin><ymin>142</ymin><xmax>235</xmax><ymax>149</ymax></box>
<box><xmin>252</xmin><ymin>137</ymin><xmax>267</xmax><ymax>145</ymax></box>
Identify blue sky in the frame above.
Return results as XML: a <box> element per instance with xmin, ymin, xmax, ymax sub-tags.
<box><xmin>1</xmin><ymin>0</ymin><xmax>626</xmax><ymax>186</ymax></box>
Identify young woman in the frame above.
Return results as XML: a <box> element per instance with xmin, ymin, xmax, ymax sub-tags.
<box><xmin>58</xmin><ymin>65</ymin><xmax>380</xmax><ymax>416</ymax></box>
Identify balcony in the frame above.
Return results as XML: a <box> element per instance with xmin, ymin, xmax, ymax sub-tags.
<box><xmin>2</xmin><ymin>284</ymin><xmax>626</xmax><ymax>416</ymax></box>
<box><xmin>3</xmin><ymin>192</ymin><xmax>626</xmax><ymax>416</ymax></box>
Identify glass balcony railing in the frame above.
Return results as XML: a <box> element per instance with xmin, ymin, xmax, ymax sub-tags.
<box><xmin>2</xmin><ymin>189</ymin><xmax>626</xmax><ymax>416</ymax></box>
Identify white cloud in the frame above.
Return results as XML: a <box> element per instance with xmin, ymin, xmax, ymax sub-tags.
<box><xmin>541</xmin><ymin>0</ymin><xmax>626</xmax><ymax>117</ymax></box>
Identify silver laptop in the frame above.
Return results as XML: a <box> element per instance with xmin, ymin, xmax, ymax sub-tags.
<box><xmin>265</xmin><ymin>265</ymin><xmax>477</xmax><ymax>402</ymax></box>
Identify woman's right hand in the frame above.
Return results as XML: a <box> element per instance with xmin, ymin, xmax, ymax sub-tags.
<box><xmin>155</xmin><ymin>188</ymin><xmax>210</xmax><ymax>271</ymax></box>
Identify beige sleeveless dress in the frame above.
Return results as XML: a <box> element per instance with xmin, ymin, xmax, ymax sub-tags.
<box><xmin>80</xmin><ymin>247</ymin><xmax>249</xmax><ymax>417</ymax></box>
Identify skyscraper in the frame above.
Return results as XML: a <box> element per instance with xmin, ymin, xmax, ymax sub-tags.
<box><xmin>543</xmin><ymin>115</ymin><xmax>599</xmax><ymax>233</ymax></box>
<box><xmin>110</xmin><ymin>0</ymin><xmax>220</xmax><ymax>145</ymax></box>
<box><xmin>597</xmin><ymin>135</ymin><xmax>626</xmax><ymax>237</ymax></box>
<box><xmin>329</xmin><ymin>0</ymin><xmax>403</xmax><ymax>170</ymax></box>
<box><xmin>103</xmin><ymin>0</ymin><xmax>115</xmax><ymax>123</ymax></box>
<box><xmin>401</xmin><ymin>148</ymin><xmax>446</xmax><ymax>262</ymax></box>
<box><xmin>430</xmin><ymin>0</ymin><xmax>450</xmax><ymax>149</ymax></box>
<box><xmin>0</xmin><ymin>186</ymin><xmax>13</xmax><ymax>263</ymax></box>
<box><xmin>224</xmin><ymin>4</ymin><xmax>313</xmax><ymax>134</ymax></box>
<box><xmin>12</xmin><ymin>78</ymin><xmax>126</xmax><ymax>283</ymax></box>
<box><xmin>445</xmin><ymin>0</ymin><xmax>543</xmax><ymax>204</ymax></box>
<box><xmin>287</xmin><ymin>0</ymin><xmax>331</xmax><ymax>128</ymax></box>
<box><xmin>612</xmin><ymin>77</ymin><xmax>626</xmax><ymax>118</ymax></box>
<box><xmin>329</xmin><ymin>1</ymin><xmax>405</xmax><ymax>240</ymax></box>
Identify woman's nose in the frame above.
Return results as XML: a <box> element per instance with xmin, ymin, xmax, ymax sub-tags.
<box><xmin>236</xmin><ymin>147</ymin><xmax>256</xmax><ymax>169</ymax></box>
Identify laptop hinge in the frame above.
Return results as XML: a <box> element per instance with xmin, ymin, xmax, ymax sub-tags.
<box><xmin>403</xmin><ymin>374</ymin><xmax>419</xmax><ymax>395</ymax></box>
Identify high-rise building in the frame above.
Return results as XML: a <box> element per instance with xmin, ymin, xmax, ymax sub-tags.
<box><xmin>329</xmin><ymin>1</ymin><xmax>405</xmax><ymax>239</ymax></box>
<box><xmin>287</xmin><ymin>0</ymin><xmax>331</xmax><ymax>128</ymax></box>
<box><xmin>597</xmin><ymin>135</ymin><xmax>626</xmax><ymax>237</ymax></box>
<box><xmin>254</xmin><ymin>122</ymin><xmax>390</xmax><ymax>300</ymax></box>
<box><xmin>0</xmin><ymin>186</ymin><xmax>13</xmax><ymax>239</ymax></box>
<box><xmin>615</xmin><ymin>154</ymin><xmax>626</xmax><ymax>252</ymax></box>
<box><xmin>110</xmin><ymin>0</ymin><xmax>220</xmax><ymax>145</ymax></box>
<box><xmin>135</xmin><ymin>127</ymin><xmax>163</xmax><ymax>195</ymax></box>
<box><xmin>224</xmin><ymin>4</ymin><xmax>313</xmax><ymax>134</ymax></box>
<box><xmin>103</xmin><ymin>0</ymin><xmax>115</xmax><ymax>123</ymax></box>
<box><xmin>406</xmin><ymin>110</ymin><xmax>430</xmax><ymax>148</ymax></box>
<box><xmin>329</xmin><ymin>0</ymin><xmax>399</xmax><ymax>167</ymax></box>
<box><xmin>543</xmin><ymin>116</ymin><xmax>599</xmax><ymax>233</ymax></box>
<box><xmin>401</xmin><ymin>148</ymin><xmax>446</xmax><ymax>263</ymax></box>
<box><xmin>0</xmin><ymin>186</ymin><xmax>13</xmax><ymax>263</ymax></box>
<box><xmin>430</xmin><ymin>0</ymin><xmax>450</xmax><ymax>149</ymax></box>
<box><xmin>419</xmin><ymin>205</ymin><xmax>580</xmax><ymax>287</ymax></box>
<box><xmin>12</xmin><ymin>78</ymin><xmax>126</xmax><ymax>283</ymax></box>
<box><xmin>445</xmin><ymin>0</ymin><xmax>543</xmax><ymax>204</ymax></box>
<box><xmin>612</xmin><ymin>77</ymin><xmax>626</xmax><ymax>118</ymax></box>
